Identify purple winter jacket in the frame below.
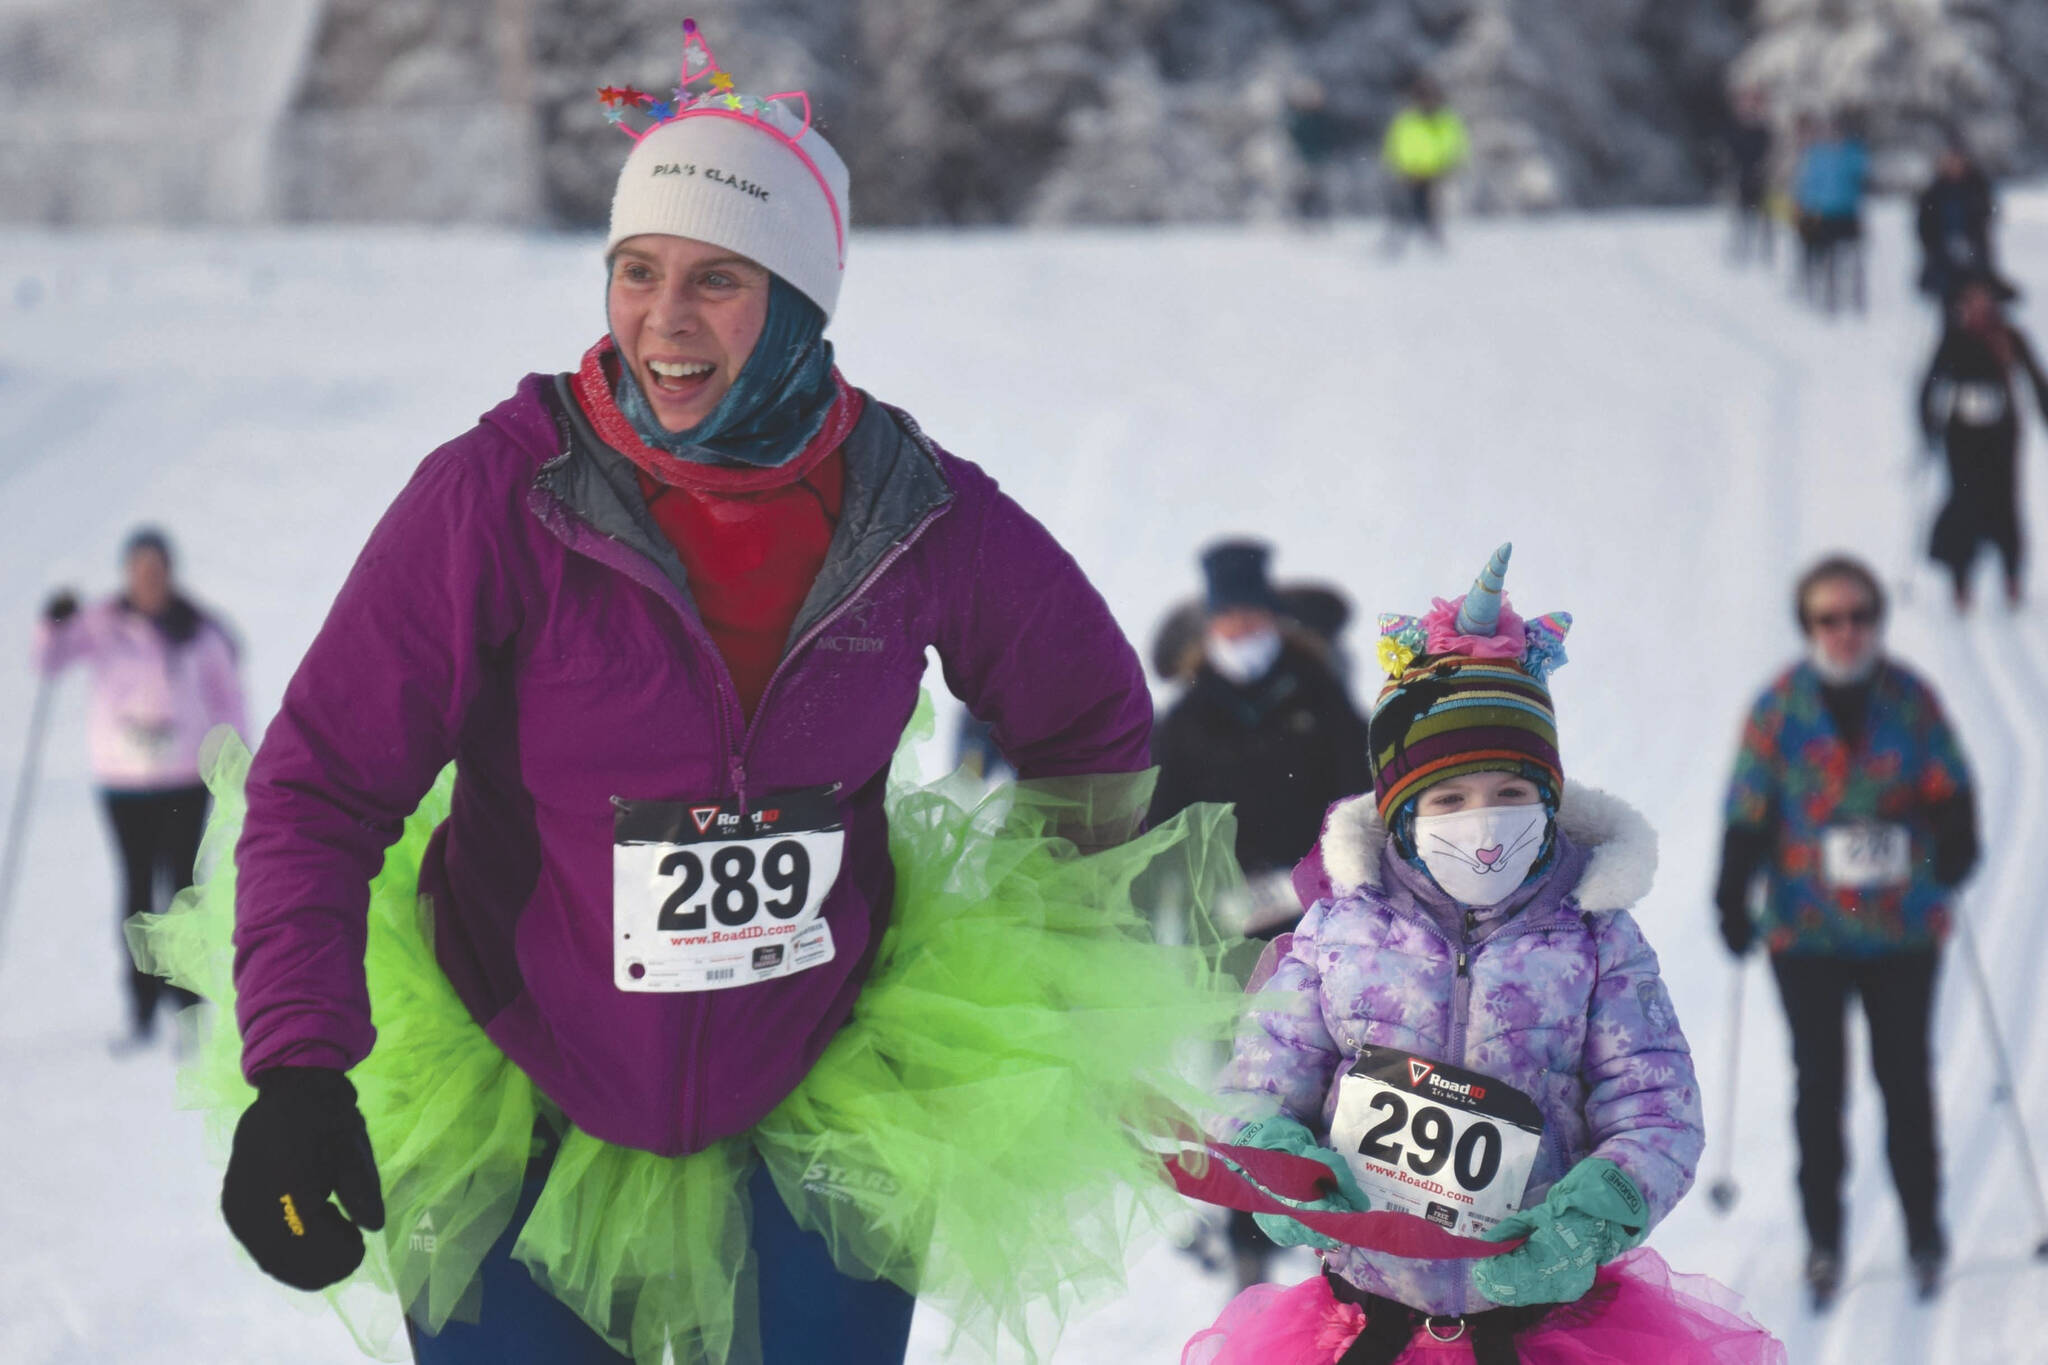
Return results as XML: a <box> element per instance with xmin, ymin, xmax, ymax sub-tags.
<box><xmin>1218</xmin><ymin>783</ymin><xmax>1703</xmax><ymax>1315</ymax></box>
<box><xmin>233</xmin><ymin>372</ymin><xmax>1151</xmax><ymax>1156</ymax></box>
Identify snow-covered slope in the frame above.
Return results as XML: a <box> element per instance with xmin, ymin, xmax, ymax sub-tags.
<box><xmin>2</xmin><ymin>194</ymin><xmax>2046</xmax><ymax>1361</ymax></box>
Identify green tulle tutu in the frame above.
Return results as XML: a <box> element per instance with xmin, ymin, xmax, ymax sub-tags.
<box><xmin>129</xmin><ymin>702</ymin><xmax>1248</xmax><ymax>1364</ymax></box>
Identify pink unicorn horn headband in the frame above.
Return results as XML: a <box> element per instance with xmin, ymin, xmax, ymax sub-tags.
<box><xmin>598</xmin><ymin>18</ymin><xmax>815</xmax><ymax>143</ymax></box>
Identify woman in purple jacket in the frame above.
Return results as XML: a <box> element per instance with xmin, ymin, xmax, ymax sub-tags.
<box><xmin>38</xmin><ymin>527</ymin><xmax>244</xmax><ymax>1051</ymax></box>
<box><xmin>1185</xmin><ymin>547</ymin><xmax>1779</xmax><ymax>1365</ymax></box>
<box><xmin>132</xmin><ymin>22</ymin><xmax>1238</xmax><ymax>1365</ymax></box>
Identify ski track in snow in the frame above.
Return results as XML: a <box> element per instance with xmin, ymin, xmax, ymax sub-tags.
<box><xmin>4</xmin><ymin>198</ymin><xmax>2048</xmax><ymax>1361</ymax></box>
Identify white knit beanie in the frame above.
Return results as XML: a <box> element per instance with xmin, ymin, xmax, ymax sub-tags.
<box><xmin>605</xmin><ymin>99</ymin><xmax>849</xmax><ymax>320</ymax></box>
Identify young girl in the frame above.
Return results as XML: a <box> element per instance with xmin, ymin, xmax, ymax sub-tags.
<box><xmin>1186</xmin><ymin>545</ymin><xmax>1782</xmax><ymax>1364</ymax></box>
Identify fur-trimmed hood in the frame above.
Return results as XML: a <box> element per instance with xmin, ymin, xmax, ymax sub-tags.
<box><xmin>1315</xmin><ymin>781</ymin><xmax>1658</xmax><ymax>913</ymax></box>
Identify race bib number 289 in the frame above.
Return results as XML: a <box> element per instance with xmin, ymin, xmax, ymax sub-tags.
<box><xmin>1328</xmin><ymin>1046</ymin><xmax>1546</xmax><ymax>1237</ymax></box>
<box><xmin>612</xmin><ymin>786</ymin><xmax>846</xmax><ymax>993</ymax></box>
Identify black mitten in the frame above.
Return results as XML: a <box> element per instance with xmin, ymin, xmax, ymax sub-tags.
<box><xmin>43</xmin><ymin>590</ymin><xmax>78</xmax><ymax>624</ymax></box>
<box><xmin>221</xmin><ymin>1066</ymin><xmax>385</xmax><ymax>1290</ymax></box>
<box><xmin>1929</xmin><ymin>793</ymin><xmax>1979</xmax><ymax>889</ymax></box>
<box><xmin>1713</xmin><ymin>825</ymin><xmax>1767</xmax><ymax>958</ymax></box>
<box><xmin>1717</xmin><ymin>898</ymin><xmax>1756</xmax><ymax>956</ymax></box>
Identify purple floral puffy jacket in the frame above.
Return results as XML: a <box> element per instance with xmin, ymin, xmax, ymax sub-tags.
<box><xmin>1217</xmin><ymin>783</ymin><xmax>1704</xmax><ymax>1316</ymax></box>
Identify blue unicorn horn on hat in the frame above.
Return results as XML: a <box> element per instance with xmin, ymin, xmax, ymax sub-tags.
<box><xmin>1454</xmin><ymin>542</ymin><xmax>1513</xmax><ymax>637</ymax></box>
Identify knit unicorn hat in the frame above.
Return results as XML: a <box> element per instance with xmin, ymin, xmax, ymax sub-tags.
<box><xmin>601</xmin><ymin>19</ymin><xmax>850</xmax><ymax>318</ymax></box>
<box><xmin>1367</xmin><ymin>544</ymin><xmax>1573</xmax><ymax>820</ymax></box>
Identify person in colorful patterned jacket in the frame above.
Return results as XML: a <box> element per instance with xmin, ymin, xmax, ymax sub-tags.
<box><xmin>1715</xmin><ymin>555</ymin><xmax>1978</xmax><ymax>1308</ymax></box>
<box><xmin>36</xmin><ymin>527</ymin><xmax>244</xmax><ymax>1052</ymax></box>
<box><xmin>128</xmin><ymin>21</ymin><xmax>1243</xmax><ymax>1365</ymax></box>
<box><xmin>1188</xmin><ymin>547</ymin><xmax>1781</xmax><ymax>1365</ymax></box>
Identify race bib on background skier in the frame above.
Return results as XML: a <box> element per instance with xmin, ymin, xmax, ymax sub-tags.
<box><xmin>612</xmin><ymin>786</ymin><xmax>845</xmax><ymax>992</ymax></box>
<box><xmin>1820</xmin><ymin>821</ymin><xmax>1910</xmax><ymax>890</ymax></box>
<box><xmin>1329</xmin><ymin>1046</ymin><xmax>1545</xmax><ymax>1236</ymax></box>
<box><xmin>114</xmin><ymin>714</ymin><xmax>177</xmax><ymax>767</ymax></box>
<box><xmin>1952</xmin><ymin>381</ymin><xmax>2007</xmax><ymax>427</ymax></box>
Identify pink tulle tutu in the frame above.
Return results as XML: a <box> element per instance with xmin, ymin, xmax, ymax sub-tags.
<box><xmin>1182</xmin><ymin>1249</ymin><xmax>1785</xmax><ymax>1365</ymax></box>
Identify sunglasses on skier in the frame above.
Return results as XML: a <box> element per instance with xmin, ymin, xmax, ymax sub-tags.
<box><xmin>1809</xmin><ymin>607</ymin><xmax>1878</xmax><ymax>630</ymax></box>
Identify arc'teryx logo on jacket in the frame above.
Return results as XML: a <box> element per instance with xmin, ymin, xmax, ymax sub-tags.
<box><xmin>818</xmin><ymin>597</ymin><xmax>885</xmax><ymax>652</ymax></box>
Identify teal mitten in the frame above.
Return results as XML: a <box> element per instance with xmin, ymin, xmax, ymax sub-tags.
<box><xmin>1232</xmin><ymin>1113</ymin><xmax>1371</xmax><ymax>1252</ymax></box>
<box><xmin>1471</xmin><ymin>1158</ymin><xmax>1648</xmax><ymax>1307</ymax></box>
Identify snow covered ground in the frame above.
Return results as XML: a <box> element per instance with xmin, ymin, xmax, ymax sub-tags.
<box><xmin>4</xmin><ymin>193</ymin><xmax>2048</xmax><ymax>1362</ymax></box>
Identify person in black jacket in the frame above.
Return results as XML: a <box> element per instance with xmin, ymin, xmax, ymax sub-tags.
<box><xmin>1286</xmin><ymin>78</ymin><xmax>1341</xmax><ymax>224</ymax></box>
<box><xmin>1150</xmin><ymin>539</ymin><xmax>1370</xmax><ymax>1289</ymax></box>
<box><xmin>1920</xmin><ymin>276</ymin><xmax>2048</xmax><ymax>609</ymax></box>
<box><xmin>1724</xmin><ymin>87</ymin><xmax>1774</xmax><ymax>265</ymax></box>
<box><xmin>1915</xmin><ymin>144</ymin><xmax>2013</xmax><ymax>305</ymax></box>
<box><xmin>1151</xmin><ymin>541</ymin><xmax>1370</xmax><ymax>937</ymax></box>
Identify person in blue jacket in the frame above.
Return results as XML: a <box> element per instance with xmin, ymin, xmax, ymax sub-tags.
<box><xmin>1794</xmin><ymin>115</ymin><xmax>1870</xmax><ymax>315</ymax></box>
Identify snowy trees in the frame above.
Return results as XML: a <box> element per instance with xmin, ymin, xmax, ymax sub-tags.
<box><xmin>279</xmin><ymin>0</ymin><xmax>540</xmax><ymax>223</ymax></box>
<box><xmin>7</xmin><ymin>0</ymin><xmax>2046</xmax><ymax>227</ymax></box>
<box><xmin>1732</xmin><ymin>0</ymin><xmax>2046</xmax><ymax>186</ymax></box>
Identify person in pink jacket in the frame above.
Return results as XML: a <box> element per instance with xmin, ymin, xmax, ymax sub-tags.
<box><xmin>36</xmin><ymin>527</ymin><xmax>245</xmax><ymax>1049</ymax></box>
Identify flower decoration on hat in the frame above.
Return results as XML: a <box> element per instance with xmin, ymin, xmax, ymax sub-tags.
<box><xmin>1375</xmin><ymin>613</ymin><xmax>1427</xmax><ymax>678</ymax></box>
<box><xmin>596</xmin><ymin>16</ymin><xmax>816</xmax><ymax>143</ymax></box>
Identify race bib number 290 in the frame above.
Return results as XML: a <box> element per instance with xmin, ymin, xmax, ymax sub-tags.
<box><xmin>1328</xmin><ymin>1046</ymin><xmax>1545</xmax><ymax>1237</ymax></box>
<box><xmin>612</xmin><ymin>786</ymin><xmax>846</xmax><ymax>993</ymax></box>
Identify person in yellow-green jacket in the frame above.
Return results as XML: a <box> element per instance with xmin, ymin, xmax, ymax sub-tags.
<box><xmin>1382</xmin><ymin>75</ymin><xmax>1468</xmax><ymax>252</ymax></box>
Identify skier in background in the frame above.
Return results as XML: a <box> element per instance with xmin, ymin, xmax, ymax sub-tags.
<box><xmin>1380</xmin><ymin>75</ymin><xmax>1467</xmax><ymax>254</ymax></box>
<box><xmin>1152</xmin><ymin>541</ymin><xmax>1368</xmax><ymax>945</ymax></box>
<box><xmin>35</xmin><ymin>527</ymin><xmax>244</xmax><ymax>1053</ymax></box>
<box><xmin>1150</xmin><ymin>540</ymin><xmax>1369</xmax><ymax>1289</ymax></box>
<box><xmin>1915</xmin><ymin>140</ymin><xmax>2014</xmax><ymax>306</ymax></box>
<box><xmin>1792</xmin><ymin>113</ymin><xmax>1870</xmax><ymax>315</ymax></box>
<box><xmin>1285</xmin><ymin>77</ymin><xmax>1340</xmax><ymax>225</ymax></box>
<box><xmin>1723</xmin><ymin>86</ymin><xmax>1775</xmax><ymax>265</ymax></box>
<box><xmin>1715</xmin><ymin>556</ymin><xmax>1977</xmax><ymax>1308</ymax></box>
<box><xmin>1920</xmin><ymin>274</ymin><xmax>2048</xmax><ymax>609</ymax></box>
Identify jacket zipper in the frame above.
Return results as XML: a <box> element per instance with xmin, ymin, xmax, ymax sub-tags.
<box><xmin>528</xmin><ymin>483</ymin><xmax>754</xmax><ymax>1154</ymax></box>
<box><xmin>528</xmin><ymin>485</ymin><xmax>750</xmax><ymax>778</ymax></box>
<box><xmin>1376</xmin><ymin>896</ymin><xmax>1579</xmax><ymax>1316</ymax></box>
<box><xmin>530</xmin><ymin>479</ymin><xmax>947</xmax><ymax>1154</ymax></box>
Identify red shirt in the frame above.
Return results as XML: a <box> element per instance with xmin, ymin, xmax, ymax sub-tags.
<box><xmin>571</xmin><ymin>338</ymin><xmax>862</xmax><ymax>718</ymax></box>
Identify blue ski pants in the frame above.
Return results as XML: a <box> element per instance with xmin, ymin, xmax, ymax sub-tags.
<box><xmin>408</xmin><ymin>1143</ymin><xmax>916</xmax><ymax>1364</ymax></box>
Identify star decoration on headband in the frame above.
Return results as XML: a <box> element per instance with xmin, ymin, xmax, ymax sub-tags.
<box><xmin>596</xmin><ymin>16</ymin><xmax>817</xmax><ymax>144</ymax></box>
<box><xmin>597</xmin><ymin>84</ymin><xmax>650</xmax><ymax>125</ymax></box>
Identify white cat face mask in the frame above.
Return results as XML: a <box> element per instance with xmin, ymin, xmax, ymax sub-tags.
<box><xmin>1411</xmin><ymin>804</ymin><xmax>1549</xmax><ymax>907</ymax></box>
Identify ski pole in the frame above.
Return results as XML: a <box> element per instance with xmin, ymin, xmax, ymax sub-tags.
<box><xmin>1708</xmin><ymin>962</ymin><xmax>1746</xmax><ymax>1213</ymax></box>
<box><xmin>1894</xmin><ymin>447</ymin><xmax>1937</xmax><ymax>605</ymax></box>
<box><xmin>0</xmin><ymin>670</ymin><xmax>57</xmax><ymax>952</ymax></box>
<box><xmin>1950</xmin><ymin>891</ymin><xmax>2048</xmax><ymax>1259</ymax></box>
